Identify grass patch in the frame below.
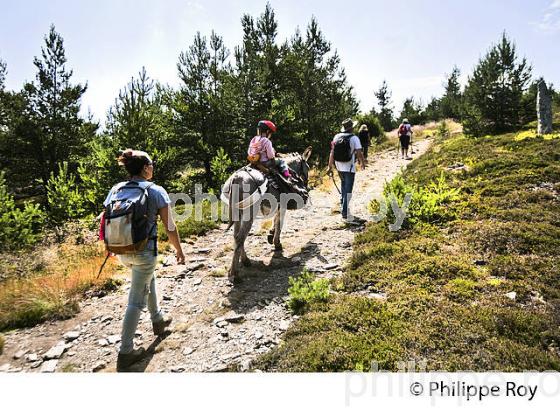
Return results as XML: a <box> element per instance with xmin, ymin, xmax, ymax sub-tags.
<box><xmin>60</xmin><ymin>363</ymin><xmax>79</xmax><ymax>372</ymax></box>
<box><xmin>158</xmin><ymin>201</ymin><xmax>220</xmax><ymax>241</ymax></box>
<box><xmin>0</xmin><ymin>240</ymin><xmax>121</xmax><ymax>331</ymax></box>
<box><xmin>287</xmin><ymin>269</ymin><xmax>330</xmax><ymax>314</ymax></box>
<box><xmin>0</xmin><ymin>334</ymin><xmax>4</xmax><ymax>355</ymax></box>
<box><xmin>209</xmin><ymin>268</ymin><xmax>227</xmax><ymax>277</ymax></box>
<box><xmin>256</xmin><ymin>119</ymin><xmax>560</xmax><ymax>372</ymax></box>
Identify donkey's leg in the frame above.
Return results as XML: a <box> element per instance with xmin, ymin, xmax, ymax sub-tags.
<box><xmin>273</xmin><ymin>206</ymin><xmax>287</xmax><ymax>251</ymax></box>
<box><xmin>239</xmin><ymin>218</ymin><xmax>253</xmax><ymax>267</ymax></box>
<box><xmin>229</xmin><ymin>221</ymin><xmax>242</xmax><ymax>281</ymax></box>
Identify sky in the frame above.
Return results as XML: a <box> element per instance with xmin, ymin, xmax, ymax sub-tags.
<box><xmin>1</xmin><ymin>0</ymin><xmax>559</xmax><ymax>124</ymax></box>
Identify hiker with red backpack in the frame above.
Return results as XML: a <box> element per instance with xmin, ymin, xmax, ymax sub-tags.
<box><xmin>398</xmin><ymin>118</ymin><xmax>413</xmax><ymax>159</ymax></box>
<box><xmin>328</xmin><ymin>118</ymin><xmax>367</xmax><ymax>222</ymax></box>
<box><xmin>101</xmin><ymin>149</ymin><xmax>185</xmax><ymax>371</ymax></box>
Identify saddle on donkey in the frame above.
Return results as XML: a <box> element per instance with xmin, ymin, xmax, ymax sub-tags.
<box><xmin>250</xmin><ymin>163</ymin><xmax>309</xmax><ymax>210</ymax></box>
<box><xmin>220</xmin><ymin>162</ymin><xmax>309</xmax><ymax>213</ymax></box>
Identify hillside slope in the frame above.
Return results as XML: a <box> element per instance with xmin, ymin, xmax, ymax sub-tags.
<box><xmin>257</xmin><ymin>128</ymin><xmax>560</xmax><ymax>371</ymax></box>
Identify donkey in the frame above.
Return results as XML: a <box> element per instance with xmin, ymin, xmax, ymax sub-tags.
<box><xmin>220</xmin><ymin>147</ymin><xmax>312</xmax><ymax>282</ymax></box>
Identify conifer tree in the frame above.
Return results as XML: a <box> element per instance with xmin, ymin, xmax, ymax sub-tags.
<box><xmin>374</xmin><ymin>80</ymin><xmax>395</xmax><ymax>131</ymax></box>
<box><xmin>463</xmin><ymin>33</ymin><xmax>532</xmax><ymax>136</ymax></box>
<box><xmin>106</xmin><ymin>67</ymin><xmax>181</xmax><ymax>186</ymax></box>
<box><xmin>176</xmin><ymin>30</ymin><xmax>240</xmax><ymax>187</ymax></box>
<box><xmin>25</xmin><ymin>25</ymin><xmax>95</xmax><ymax>183</ymax></box>
<box><xmin>440</xmin><ymin>66</ymin><xmax>463</xmax><ymax>120</ymax></box>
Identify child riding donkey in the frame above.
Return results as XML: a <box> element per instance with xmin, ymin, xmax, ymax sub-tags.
<box><xmin>247</xmin><ymin>120</ymin><xmax>291</xmax><ymax>179</ymax></box>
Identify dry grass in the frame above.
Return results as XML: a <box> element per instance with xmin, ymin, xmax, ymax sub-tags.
<box><xmin>0</xmin><ymin>240</ymin><xmax>122</xmax><ymax>331</ymax></box>
<box><xmin>256</xmin><ymin>219</ymin><xmax>273</xmax><ymax>235</ymax></box>
<box><xmin>308</xmin><ymin>167</ymin><xmax>334</xmax><ymax>192</ymax></box>
<box><xmin>209</xmin><ymin>268</ymin><xmax>227</xmax><ymax>277</ymax></box>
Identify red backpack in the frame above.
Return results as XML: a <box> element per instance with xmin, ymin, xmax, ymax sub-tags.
<box><xmin>399</xmin><ymin>124</ymin><xmax>409</xmax><ymax>136</ymax></box>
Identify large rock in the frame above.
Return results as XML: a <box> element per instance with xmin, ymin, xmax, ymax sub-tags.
<box><xmin>44</xmin><ymin>344</ymin><xmax>66</xmax><ymax>360</ymax></box>
<box><xmin>13</xmin><ymin>349</ymin><xmax>29</xmax><ymax>360</ymax></box>
<box><xmin>40</xmin><ymin>360</ymin><xmax>58</xmax><ymax>373</ymax></box>
<box><xmin>63</xmin><ymin>331</ymin><xmax>80</xmax><ymax>342</ymax></box>
<box><xmin>537</xmin><ymin>80</ymin><xmax>553</xmax><ymax>135</ymax></box>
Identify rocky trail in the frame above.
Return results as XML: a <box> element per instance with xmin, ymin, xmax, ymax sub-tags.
<box><xmin>0</xmin><ymin>137</ymin><xmax>432</xmax><ymax>373</ymax></box>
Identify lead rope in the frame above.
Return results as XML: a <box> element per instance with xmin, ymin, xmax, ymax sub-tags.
<box><xmin>329</xmin><ymin>171</ymin><xmax>342</xmax><ymax>195</ymax></box>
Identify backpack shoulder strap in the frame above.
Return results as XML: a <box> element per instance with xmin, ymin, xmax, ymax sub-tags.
<box><xmin>106</xmin><ymin>181</ymin><xmax>128</xmax><ymax>202</ymax></box>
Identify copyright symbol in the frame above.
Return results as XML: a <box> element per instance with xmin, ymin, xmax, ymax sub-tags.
<box><xmin>410</xmin><ymin>382</ymin><xmax>424</xmax><ymax>396</ymax></box>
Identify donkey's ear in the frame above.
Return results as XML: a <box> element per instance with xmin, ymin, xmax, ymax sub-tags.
<box><xmin>302</xmin><ymin>146</ymin><xmax>312</xmax><ymax>161</ymax></box>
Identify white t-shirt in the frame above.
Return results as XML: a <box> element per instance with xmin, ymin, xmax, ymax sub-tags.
<box><xmin>332</xmin><ymin>133</ymin><xmax>362</xmax><ymax>173</ymax></box>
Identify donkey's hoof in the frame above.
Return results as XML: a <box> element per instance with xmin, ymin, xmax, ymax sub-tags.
<box><xmin>267</xmin><ymin>233</ymin><xmax>274</xmax><ymax>245</ymax></box>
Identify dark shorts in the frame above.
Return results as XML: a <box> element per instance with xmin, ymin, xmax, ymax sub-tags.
<box><xmin>399</xmin><ymin>134</ymin><xmax>410</xmax><ymax>149</ymax></box>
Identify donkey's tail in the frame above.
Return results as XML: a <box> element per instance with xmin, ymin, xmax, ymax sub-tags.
<box><xmin>224</xmin><ymin>173</ymin><xmax>242</xmax><ymax>231</ymax></box>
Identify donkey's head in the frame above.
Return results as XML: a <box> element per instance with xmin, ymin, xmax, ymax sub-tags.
<box><xmin>283</xmin><ymin>146</ymin><xmax>312</xmax><ymax>188</ymax></box>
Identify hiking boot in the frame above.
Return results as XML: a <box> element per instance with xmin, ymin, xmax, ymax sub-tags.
<box><xmin>343</xmin><ymin>215</ymin><xmax>366</xmax><ymax>226</ymax></box>
<box><xmin>117</xmin><ymin>347</ymin><xmax>146</xmax><ymax>371</ymax></box>
<box><xmin>152</xmin><ymin>316</ymin><xmax>173</xmax><ymax>336</ymax></box>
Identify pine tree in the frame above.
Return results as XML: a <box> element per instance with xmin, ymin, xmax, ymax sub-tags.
<box><xmin>398</xmin><ymin>97</ymin><xmax>426</xmax><ymax>125</ymax></box>
<box><xmin>1</xmin><ymin>27</ymin><xmax>95</xmax><ymax>189</ymax></box>
<box><xmin>463</xmin><ymin>32</ymin><xmax>532</xmax><ymax>136</ymax></box>
<box><xmin>107</xmin><ymin>67</ymin><xmax>157</xmax><ymax>148</ymax></box>
<box><xmin>274</xmin><ymin>16</ymin><xmax>357</xmax><ymax>159</ymax></box>
<box><xmin>0</xmin><ymin>58</ymin><xmax>7</xmax><ymax>135</ymax></box>
<box><xmin>440</xmin><ymin>66</ymin><xmax>463</xmax><ymax>119</ymax></box>
<box><xmin>0</xmin><ymin>58</ymin><xmax>6</xmax><ymax>90</ymax></box>
<box><xmin>424</xmin><ymin>96</ymin><xmax>442</xmax><ymax>122</ymax></box>
<box><xmin>176</xmin><ymin>31</ymin><xmax>241</xmax><ymax>188</ymax></box>
<box><xmin>234</xmin><ymin>4</ymin><xmax>282</xmax><ymax>137</ymax></box>
<box><xmin>25</xmin><ymin>25</ymin><xmax>95</xmax><ymax>184</ymax></box>
<box><xmin>107</xmin><ymin>67</ymin><xmax>181</xmax><ymax>186</ymax></box>
<box><xmin>374</xmin><ymin>80</ymin><xmax>394</xmax><ymax>131</ymax></box>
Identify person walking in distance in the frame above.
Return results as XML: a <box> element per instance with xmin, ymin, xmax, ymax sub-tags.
<box><xmin>398</xmin><ymin>118</ymin><xmax>413</xmax><ymax>159</ymax></box>
<box><xmin>357</xmin><ymin>124</ymin><xmax>370</xmax><ymax>160</ymax></box>
<box><xmin>328</xmin><ymin>118</ymin><xmax>366</xmax><ymax>222</ymax></box>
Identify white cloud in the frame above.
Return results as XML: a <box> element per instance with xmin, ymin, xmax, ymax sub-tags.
<box><xmin>532</xmin><ymin>0</ymin><xmax>560</xmax><ymax>32</ymax></box>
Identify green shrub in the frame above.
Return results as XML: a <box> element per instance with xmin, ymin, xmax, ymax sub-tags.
<box><xmin>410</xmin><ymin>172</ymin><xmax>461</xmax><ymax>224</ymax></box>
<box><xmin>210</xmin><ymin>147</ymin><xmax>233</xmax><ymax>192</ymax></box>
<box><xmin>46</xmin><ymin>162</ymin><xmax>88</xmax><ymax>223</ymax></box>
<box><xmin>374</xmin><ymin>172</ymin><xmax>461</xmax><ymax>228</ymax></box>
<box><xmin>158</xmin><ymin>201</ymin><xmax>220</xmax><ymax>240</ymax></box>
<box><xmin>287</xmin><ymin>270</ymin><xmax>330</xmax><ymax>314</ymax></box>
<box><xmin>356</xmin><ymin>112</ymin><xmax>386</xmax><ymax>144</ymax></box>
<box><xmin>436</xmin><ymin>120</ymin><xmax>450</xmax><ymax>138</ymax></box>
<box><xmin>77</xmin><ymin>137</ymin><xmax>122</xmax><ymax>214</ymax></box>
<box><xmin>444</xmin><ymin>278</ymin><xmax>478</xmax><ymax>301</ymax></box>
<box><xmin>0</xmin><ymin>172</ymin><xmax>45</xmax><ymax>250</ymax></box>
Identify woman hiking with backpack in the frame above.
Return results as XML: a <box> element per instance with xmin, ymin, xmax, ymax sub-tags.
<box><xmin>398</xmin><ymin>118</ymin><xmax>413</xmax><ymax>159</ymax></box>
<box><xmin>102</xmin><ymin>149</ymin><xmax>185</xmax><ymax>371</ymax></box>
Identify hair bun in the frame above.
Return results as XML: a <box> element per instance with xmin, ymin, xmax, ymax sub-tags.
<box><xmin>117</xmin><ymin>148</ymin><xmax>134</xmax><ymax>165</ymax></box>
